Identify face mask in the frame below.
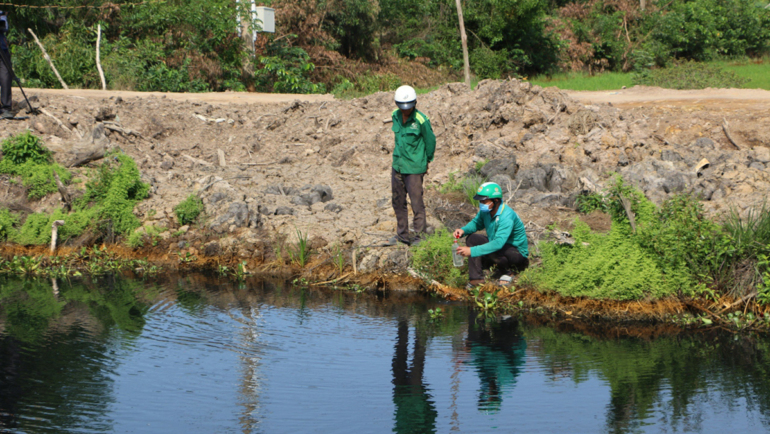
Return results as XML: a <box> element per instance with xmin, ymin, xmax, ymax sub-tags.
<box><xmin>479</xmin><ymin>203</ymin><xmax>491</xmax><ymax>213</ymax></box>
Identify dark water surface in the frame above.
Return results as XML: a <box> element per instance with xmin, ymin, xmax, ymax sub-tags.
<box><xmin>2</xmin><ymin>274</ymin><xmax>770</xmax><ymax>433</ymax></box>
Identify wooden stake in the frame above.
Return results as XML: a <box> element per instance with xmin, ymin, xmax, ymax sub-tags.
<box><xmin>454</xmin><ymin>0</ymin><xmax>471</xmax><ymax>88</ymax></box>
<box><xmin>28</xmin><ymin>28</ymin><xmax>69</xmax><ymax>90</ymax></box>
<box><xmin>53</xmin><ymin>170</ymin><xmax>72</xmax><ymax>211</ymax></box>
<box><xmin>217</xmin><ymin>148</ymin><xmax>227</xmax><ymax>167</ymax></box>
<box><xmin>50</xmin><ymin>220</ymin><xmax>65</xmax><ymax>254</ymax></box>
<box><xmin>96</xmin><ymin>24</ymin><xmax>106</xmax><ymax>90</ymax></box>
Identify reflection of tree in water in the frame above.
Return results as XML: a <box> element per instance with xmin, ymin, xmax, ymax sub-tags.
<box><xmin>527</xmin><ymin>326</ymin><xmax>770</xmax><ymax>433</ymax></box>
<box><xmin>0</xmin><ymin>276</ymin><xmax>149</xmax><ymax>432</ymax></box>
<box><xmin>392</xmin><ymin>319</ymin><xmax>438</xmax><ymax>434</ymax></box>
<box><xmin>463</xmin><ymin>315</ymin><xmax>526</xmax><ymax>413</ymax></box>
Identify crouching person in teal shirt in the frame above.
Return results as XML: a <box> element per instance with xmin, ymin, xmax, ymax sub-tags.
<box><xmin>453</xmin><ymin>182</ymin><xmax>529</xmax><ymax>288</ymax></box>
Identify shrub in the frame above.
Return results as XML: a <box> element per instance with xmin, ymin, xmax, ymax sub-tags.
<box><xmin>75</xmin><ymin>152</ymin><xmax>149</xmax><ymax>236</ymax></box>
<box><xmin>0</xmin><ymin>132</ymin><xmax>72</xmax><ymax>199</ymax></box>
<box><xmin>575</xmin><ymin>192</ymin><xmax>608</xmax><ymax>214</ymax></box>
<box><xmin>174</xmin><ymin>195</ymin><xmax>204</xmax><ymax>226</ymax></box>
<box><xmin>0</xmin><ymin>210</ymin><xmax>19</xmax><ymax>241</ymax></box>
<box><xmin>410</xmin><ymin>228</ymin><xmax>467</xmax><ymax>288</ymax></box>
<box><xmin>439</xmin><ymin>172</ymin><xmax>486</xmax><ymax>207</ymax></box>
<box><xmin>1</xmin><ymin>131</ymin><xmax>51</xmax><ymax>165</ymax></box>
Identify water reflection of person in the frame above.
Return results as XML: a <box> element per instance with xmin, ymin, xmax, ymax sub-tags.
<box><xmin>392</xmin><ymin>319</ymin><xmax>438</xmax><ymax>434</ymax></box>
<box><xmin>0</xmin><ymin>336</ymin><xmax>22</xmax><ymax>430</ymax></box>
<box><xmin>465</xmin><ymin>315</ymin><xmax>527</xmax><ymax>413</ymax></box>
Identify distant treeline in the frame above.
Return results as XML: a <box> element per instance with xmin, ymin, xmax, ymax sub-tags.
<box><xmin>5</xmin><ymin>0</ymin><xmax>770</xmax><ymax>93</ymax></box>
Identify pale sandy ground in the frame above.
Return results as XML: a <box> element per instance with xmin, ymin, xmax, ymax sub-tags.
<box><xmin>20</xmin><ymin>88</ymin><xmax>334</xmax><ymax>105</ymax></box>
<box><xmin>565</xmin><ymin>86</ymin><xmax>770</xmax><ymax>109</ymax></box>
<box><xmin>22</xmin><ymin>85</ymin><xmax>770</xmax><ymax>108</ymax></box>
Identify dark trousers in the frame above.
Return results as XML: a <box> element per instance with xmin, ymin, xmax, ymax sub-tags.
<box><xmin>466</xmin><ymin>233</ymin><xmax>529</xmax><ymax>281</ymax></box>
<box><xmin>391</xmin><ymin>168</ymin><xmax>426</xmax><ymax>240</ymax></box>
<box><xmin>0</xmin><ymin>48</ymin><xmax>11</xmax><ymax>111</ymax></box>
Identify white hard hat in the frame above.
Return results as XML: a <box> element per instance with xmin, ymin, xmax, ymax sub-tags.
<box><xmin>394</xmin><ymin>85</ymin><xmax>416</xmax><ymax>110</ymax></box>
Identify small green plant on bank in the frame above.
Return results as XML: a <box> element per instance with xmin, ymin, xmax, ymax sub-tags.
<box><xmin>331</xmin><ymin>244</ymin><xmax>346</xmax><ymax>274</ymax></box>
<box><xmin>410</xmin><ymin>228</ymin><xmax>467</xmax><ymax>288</ymax></box>
<box><xmin>177</xmin><ymin>252</ymin><xmax>197</xmax><ymax>263</ymax></box>
<box><xmin>174</xmin><ymin>194</ymin><xmax>204</xmax><ymax>226</ymax></box>
<box><xmin>474</xmin><ymin>159</ymin><xmax>490</xmax><ymax>173</ymax></box>
<box><xmin>757</xmin><ymin>255</ymin><xmax>770</xmax><ymax>305</ymax></box>
<box><xmin>438</xmin><ymin>172</ymin><xmax>486</xmax><ymax>207</ymax></box>
<box><xmin>287</xmin><ymin>229</ymin><xmax>311</xmax><ymax>267</ymax></box>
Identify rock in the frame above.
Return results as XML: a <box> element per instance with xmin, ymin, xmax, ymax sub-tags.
<box><xmin>661</xmin><ymin>150</ymin><xmax>683</xmax><ymax>162</ymax></box>
<box><xmin>376</xmin><ymin>198</ymin><xmax>390</xmax><ymax>208</ymax></box>
<box><xmin>522</xmin><ymin>109</ymin><xmax>545</xmax><ymax>128</ymax></box>
<box><xmin>324</xmin><ymin>203</ymin><xmax>343</xmax><ymax>213</ymax></box>
<box><xmin>358</xmin><ymin>251</ymin><xmax>381</xmax><ymax>273</ymax></box>
<box><xmin>264</xmin><ymin>185</ymin><xmax>299</xmax><ymax>196</ymax></box>
<box><xmin>480</xmin><ymin>156</ymin><xmax>518</xmax><ymax>179</ymax></box>
<box><xmin>662</xmin><ymin>172</ymin><xmax>689</xmax><ymax>194</ymax></box>
<box><xmin>531</xmin><ymin>193</ymin><xmax>564</xmax><ymax>207</ymax></box>
<box><xmin>160</xmin><ymin>159</ymin><xmax>174</xmax><ymax>170</ymax></box>
<box><xmin>178</xmin><ymin>225</ymin><xmax>190</xmax><ymax>233</ymax></box>
<box><xmin>617</xmin><ymin>151</ymin><xmax>630</xmax><ymax>167</ymax></box>
<box><xmin>516</xmin><ymin>166</ymin><xmax>548</xmax><ymax>191</ymax></box>
<box><xmin>752</xmin><ymin>146</ymin><xmax>770</xmax><ymax>164</ymax></box>
<box><xmin>309</xmin><ymin>236</ymin><xmax>328</xmax><ymax>250</ymax></box>
<box><xmin>292</xmin><ymin>191</ymin><xmax>322</xmax><ymax>206</ymax></box>
<box><xmin>749</xmin><ymin>162</ymin><xmax>765</xmax><ymax>171</ymax></box>
<box><xmin>568</xmin><ymin>109</ymin><xmax>600</xmax><ymax>135</ymax></box>
<box><xmin>693</xmin><ymin>137</ymin><xmax>715</xmax><ymax>150</ymax></box>
<box><xmin>94</xmin><ymin>106</ymin><xmax>116</xmax><ymax>121</ymax></box>
<box><xmin>203</xmin><ymin>241</ymin><xmax>221</xmax><ymax>257</ymax></box>
<box><xmin>312</xmin><ymin>184</ymin><xmax>334</xmax><ymax>202</ymax></box>
<box><xmin>545</xmin><ymin>165</ymin><xmax>576</xmax><ymax>193</ymax></box>
<box><xmin>91</xmin><ymin>123</ymin><xmax>110</xmax><ymax>148</ymax></box>
<box><xmin>208</xmin><ymin>192</ymin><xmax>228</xmax><ymax>205</ymax></box>
<box><xmin>209</xmin><ymin>201</ymin><xmax>249</xmax><ymax>231</ymax></box>
<box><xmin>274</xmin><ymin>206</ymin><xmax>295</xmax><ymax>216</ymax></box>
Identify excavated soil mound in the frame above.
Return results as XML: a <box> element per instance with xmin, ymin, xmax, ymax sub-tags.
<box><xmin>1</xmin><ymin>82</ymin><xmax>769</xmax><ymax>270</ymax></box>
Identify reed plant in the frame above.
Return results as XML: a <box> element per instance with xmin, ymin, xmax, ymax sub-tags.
<box><xmin>287</xmin><ymin>228</ymin><xmax>312</xmax><ymax>267</ymax></box>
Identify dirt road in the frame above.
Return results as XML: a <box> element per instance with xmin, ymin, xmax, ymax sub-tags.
<box><xmin>22</xmin><ymin>84</ymin><xmax>770</xmax><ymax>109</ymax></box>
<box><xmin>566</xmin><ymin>86</ymin><xmax>770</xmax><ymax>110</ymax></box>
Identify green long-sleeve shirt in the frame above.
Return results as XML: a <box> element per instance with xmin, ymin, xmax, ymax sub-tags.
<box><xmin>391</xmin><ymin>109</ymin><xmax>436</xmax><ymax>174</ymax></box>
<box><xmin>460</xmin><ymin>204</ymin><xmax>529</xmax><ymax>258</ymax></box>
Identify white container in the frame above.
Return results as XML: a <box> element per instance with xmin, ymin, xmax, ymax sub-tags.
<box><xmin>254</xmin><ymin>6</ymin><xmax>275</xmax><ymax>33</ymax></box>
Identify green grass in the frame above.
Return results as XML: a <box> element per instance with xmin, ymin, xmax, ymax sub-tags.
<box><xmin>715</xmin><ymin>58</ymin><xmax>770</xmax><ymax>90</ymax></box>
<box><xmin>530</xmin><ymin>71</ymin><xmax>633</xmax><ymax>91</ymax></box>
<box><xmin>531</xmin><ymin>58</ymin><xmax>770</xmax><ymax>91</ymax></box>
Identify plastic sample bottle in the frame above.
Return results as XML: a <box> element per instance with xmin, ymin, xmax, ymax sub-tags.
<box><xmin>452</xmin><ymin>236</ymin><xmax>464</xmax><ymax>267</ymax></box>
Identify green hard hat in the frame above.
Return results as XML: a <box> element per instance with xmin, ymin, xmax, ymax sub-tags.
<box><xmin>473</xmin><ymin>182</ymin><xmax>503</xmax><ymax>200</ymax></box>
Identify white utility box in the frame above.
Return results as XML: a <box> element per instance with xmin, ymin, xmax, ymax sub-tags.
<box><xmin>254</xmin><ymin>6</ymin><xmax>275</xmax><ymax>34</ymax></box>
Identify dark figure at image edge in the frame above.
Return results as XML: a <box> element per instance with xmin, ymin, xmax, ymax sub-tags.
<box><xmin>0</xmin><ymin>11</ymin><xmax>12</xmax><ymax>119</ymax></box>
<box><xmin>389</xmin><ymin>85</ymin><xmax>436</xmax><ymax>246</ymax></box>
<box><xmin>454</xmin><ymin>182</ymin><xmax>529</xmax><ymax>287</ymax></box>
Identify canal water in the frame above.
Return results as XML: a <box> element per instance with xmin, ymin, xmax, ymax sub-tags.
<box><xmin>1</xmin><ymin>274</ymin><xmax>770</xmax><ymax>433</ymax></box>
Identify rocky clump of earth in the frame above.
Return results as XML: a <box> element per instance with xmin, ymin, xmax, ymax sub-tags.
<box><xmin>1</xmin><ymin>82</ymin><xmax>769</xmax><ymax>270</ymax></box>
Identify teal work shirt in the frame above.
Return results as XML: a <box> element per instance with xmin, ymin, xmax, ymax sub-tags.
<box><xmin>460</xmin><ymin>204</ymin><xmax>529</xmax><ymax>258</ymax></box>
<box><xmin>391</xmin><ymin>109</ymin><xmax>436</xmax><ymax>174</ymax></box>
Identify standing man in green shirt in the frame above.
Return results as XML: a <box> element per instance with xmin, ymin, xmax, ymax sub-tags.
<box><xmin>388</xmin><ymin>85</ymin><xmax>436</xmax><ymax>246</ymax></box>
<box><xmin>454</xmin><ymin>182</ymin><xmax>529</xmax><ymax>287</ymax></box>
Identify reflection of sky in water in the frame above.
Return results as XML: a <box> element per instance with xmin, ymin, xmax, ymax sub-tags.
<box><xmin>2</xmin><ymin>276</ymin><xmax>770</xmax><ymax>433</ymax></box>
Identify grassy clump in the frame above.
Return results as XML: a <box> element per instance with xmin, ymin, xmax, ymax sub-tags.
<box><xmin>174</xmin><ymin>194</ymin><xmax>204</xmax><ymax>225</ymax></box>
<box><xmin>287</xmin><ymin>229</ymin><xmax>312</xmax><ymax>267</ymax></box>
<box><xmin>410</xmin><ymin>228</ymin><xmax>468</xmax><ymax>288</ymax></box>
<box><xmin>4</xmin><ymin>148</ymin><xmax>149</xmax><ymax>246</ymax></box>
<box><xmin>0</xmin><ymin>131</ymin><xmax>72</xmax><ymax>199</ymax></box>
<box><xmin>632</xmin><ymin>61</ymin><xmax>749</xmax><ymax>90</ymax></box>
<box><xmin>438</xmin><ymin>172</ymin><xmax>486</xmax><ymax>206</ymax></box>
